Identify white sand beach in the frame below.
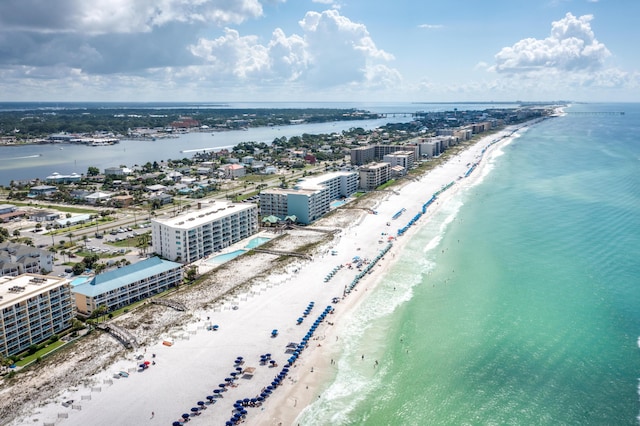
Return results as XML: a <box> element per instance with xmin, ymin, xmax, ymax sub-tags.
<box><xmin>1</xmin><ymin>121</ymin><xmax>539</xmax><ymax>426</ymax></box>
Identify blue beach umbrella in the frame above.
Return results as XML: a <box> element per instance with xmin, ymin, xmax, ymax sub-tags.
<box><xmin>182</xmin><ymin>413</ymin><xmax>190</xmax><ymax>419</ymax></box>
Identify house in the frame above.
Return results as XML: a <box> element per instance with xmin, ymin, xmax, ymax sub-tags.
<box><xmin>85</xmin><ymin>191</ymin><xmax>114</xmax><ymax>205</ymax></box>
<box><xmin>111</xmin><ymin>195</ymin><xmax>134</xmax><ymax>207</ymax></box>
<box><xmin>221</xmin><ymin>164</ymin><xmax>246</xmax><ymax>179</ymax></box>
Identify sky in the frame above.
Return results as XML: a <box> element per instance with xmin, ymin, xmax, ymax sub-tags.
<box><xmin>0</xmin><ymin>0</ymin><xmax>638</xmax><ymax>103</ymax></box>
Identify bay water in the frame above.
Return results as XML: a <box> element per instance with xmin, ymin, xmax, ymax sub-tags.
<box><xmin>299</xmin><ymin>104</ymin><xmax>640</xmax><ymax>425</ymax></box>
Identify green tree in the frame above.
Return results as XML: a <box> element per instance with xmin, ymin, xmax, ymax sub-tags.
<box><xmin>87</xmin><ymin>166</ymin><xmax>100</xmax><ymax>176</ymax></box>
<box><xmin>137</xmin><ymin>233</ymin><xmax>150</xmax><ymax>255</ymax></box>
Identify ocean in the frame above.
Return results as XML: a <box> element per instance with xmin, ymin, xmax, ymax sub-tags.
<box><xmin>298</xmin><ymin>104</ymin><xmax>640</xmax><ymax>425</ymax></box>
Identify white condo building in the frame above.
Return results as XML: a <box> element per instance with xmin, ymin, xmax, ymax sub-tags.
<box><xmin>260</xmin><ymin>171</ymin><xmax>358</xmax><ymax>224</ymax></box>
<box><xmin>0</xmin><ymin>274</ymin><xmax>74</xmax><ymax>357</ymax></box>
<box><xmin>151</xmin><ymin>201</ymin><xmax>259</xmax><ymax>263</ymax></box>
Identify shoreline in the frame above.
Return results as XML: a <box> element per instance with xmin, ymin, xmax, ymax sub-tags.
<box><xmin>1</xmin><ymin>119</ymin><xmax>545</xmax><ymax>426</ymax></box>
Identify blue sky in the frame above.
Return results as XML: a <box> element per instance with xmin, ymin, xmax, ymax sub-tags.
<box><xmin>0</xmin><ymin>0</ymin><xmax>637</xmax><ymax>102</ymax></box>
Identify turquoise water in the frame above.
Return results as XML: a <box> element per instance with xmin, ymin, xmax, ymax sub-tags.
<box><xmin>300</xmin><ymin>104</ymin><xmax>640</xmax><ymax>425</ymax></box>
<box><xmin>245</xmin><ymin>236</ymin><xmax>271</xmax><ymax>249</ymax></box>
<box><xmin>207</xmin><ymin>249</ymin><xmax>247</xmax><ymax>265</ymax></box>
<box><xmin>331</xmin><ymin>200</ymin><xmax>347</xmax><ymax>209</ymax></box>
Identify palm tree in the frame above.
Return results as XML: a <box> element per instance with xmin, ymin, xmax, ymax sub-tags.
<box><xmin>137</xmin><ymin>233</ymin><xmax>150</xmax><ymax>255</ymax></box>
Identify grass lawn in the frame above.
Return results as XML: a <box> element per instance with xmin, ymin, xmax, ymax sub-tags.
<box><xmin>15</xmin><ymin>340</ymin><xmax>66</xmax><ymax>367</ymax></box>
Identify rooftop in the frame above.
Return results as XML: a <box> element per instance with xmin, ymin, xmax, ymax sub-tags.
<box><xmin>0</xmin><ymin>274</ymin><xmax>69</xmax><ymax>307</ymax></box>
<box><xmin>153</xmin><ymin>201</ymin><xmax>256</xmax><ymax>230</ymax></box>
<box><xmin>72</xmin><ymin>257</ymin><xmax>182</xmax><ymax>298</ymax></box>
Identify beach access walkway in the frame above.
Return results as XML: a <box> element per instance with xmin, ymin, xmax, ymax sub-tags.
<box><xmin>150</xmin><ymin>298</ymin><xmax>187</xmax><ymax>312</ymax></box>
<box><xmin>96</xmin><ymin>323</ymin><xmax>138</xmax><ymax>349</ymax></box>
<box><xmin>252</xmin><ymin>248</ymin><xmax>312</xmax><ymax>260</ymax></box>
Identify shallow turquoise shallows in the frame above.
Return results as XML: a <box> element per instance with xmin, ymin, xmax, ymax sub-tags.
<box><xmin>298</xmin><ymin>103</ymin><xmax>640</xmax><ymax>425</ymax></box>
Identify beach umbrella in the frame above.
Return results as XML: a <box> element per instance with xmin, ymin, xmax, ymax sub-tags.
<box><xmin>207</xmin><ymin>395</ymin><xmax>215</xmax><ymax>401</ymax></box>
<box><xmin>226</xmin><ymin>422</ymin><xmax>233</xmax><ymax>426</ymax></box>
<box><xmin>197</xmin><ymin>401</ymin><xmax>205</xmax><ymax>406</ymax></box>
<box><xmin>230</xmin><ymin>372</ymin><xmax>238</xmax><ymax>377</ymax></box>
<box><xmin>235</xmin><ymin>367</ymin><xmax>243</xmax><ymax>371</ymax></box>
<box><xmin>191</xmin><ymin>407</ymin><xmax>199</xmax><ymax>412</ymax></box>
<box><xmin>218</xmin><ymin>383</ymin><xmax>226</xmax><ymax>388</ymax></box>
<box><xmin>182</xmin><ymin>413</ymin><xmax>190</xmax><ymax>419</ymax></box>
<box><xmin>257</xmin><ymin>396</ymin><xmax>264</xmax><ymax>402</ymax></box>
<box><xmin>225</xmin><ymin>377</ymin><xmax>233</xmax><ymax>382</ymax></box>
<box><xmin>213</xmin><ymin>389</ymin><xmax>221</xmax><ymax>394</ymax></box>
<box><xmin>173</xmin><ymin>422</ymin><xmax>182</xmax><ymax>426</ymax></box>
<box><xmin>243</xmin><ymin>398</ymin><xmax>250</xmax><ymax>404</ymax></box>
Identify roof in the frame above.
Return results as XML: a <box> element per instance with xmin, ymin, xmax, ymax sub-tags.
<box><xmin>153</xmin><ymin>201</ymin><xmax>256</xmax><ymax>230</ymax></box>
<box><xmin>71</xmin><ymin>257</ymin><xmax>182</xmax><ymax>298</ymax></box>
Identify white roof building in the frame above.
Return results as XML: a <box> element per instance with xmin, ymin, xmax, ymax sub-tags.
<box><xmin>151</xmin><ymin>201</ymin><xmax>258</xmax><ymax>263</ymax></box>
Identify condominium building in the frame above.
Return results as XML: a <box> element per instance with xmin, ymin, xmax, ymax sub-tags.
<box><xmin>0</xmin><ymin>242</ymin><xmax>54</xmax><ymax>276</ymax></box>
<box><xmin>383</xmin><ymin>150</ymin><xmax>415</xmax><ymax>171</ymax></box>
<box><xmin>0</xmin><ymin>274</ymin><xmax>74</xmax><ymax>357</ymax></box>
<box><xmin>71</xmin><ymin>257</ymin><xmax>183</xmax><ymax>316</ymax></box>
<box><xmin>260</xmin><ymin>171</ymin><xmax>358</xmax><ymax>224</ymax></box>
<box><xmin>350</xmin><ymin>144</ymin><xmax>420</xmax><ymax>166</ymax></box>
<box><xmin>151</xmin><ymin>201</ymin><xmax>258</xmax><ymax>263</ymax></box>
<box><xmin>358</xmin><ymin>162</ymin><xmax>391</xmax><ymax>190</ymax></box>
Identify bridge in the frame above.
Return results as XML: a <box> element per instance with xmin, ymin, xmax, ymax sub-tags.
<box><xmin>564</xmin><ymin>111</ymin><xmax>625</xmax><ymax>115</ymax></box>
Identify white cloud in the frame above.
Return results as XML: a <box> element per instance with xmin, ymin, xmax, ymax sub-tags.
<box><xmin>418</xmin><ymin>24</ymin><xmax>443</xmax><ymax>30</ymax></box>
<box><xmin>493</xmin><ymin>13</ymin><xmax>610</xmax><ymax>73</ymax></box>
<box><xmin>0</xmin><ymin>0</ymin><xmax>267</xmax><ymax>34</ymax></box>
<box><xmin>189</xmin><ymin>9</ymin><xmax>399</xmax><ymax>90</ymax></box>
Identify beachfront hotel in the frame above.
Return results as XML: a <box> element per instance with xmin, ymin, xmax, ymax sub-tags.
<box><xmin>0</xmin><ymin>274</ymin><xmax>75</xmax><ymax>357</ymax></box>
<box><xmin>151</xmin><ymin>200</ymin><xmax>259</xmax><ymax>263</ymax></box>
<box><xmin>259</xmin><ymin>171</ymin><xmax>358</xmax><ymax>224</ymax></box>
<box><xmin>71</xmin><ymin>257</ymin><xmax>183</xmax><ymax>317</ymax></box>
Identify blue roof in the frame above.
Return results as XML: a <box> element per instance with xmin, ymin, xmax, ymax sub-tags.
<box><xmin>72</xmin><ymin>257</ymin><xmax>182</xmax><ymax>298</ymax></box>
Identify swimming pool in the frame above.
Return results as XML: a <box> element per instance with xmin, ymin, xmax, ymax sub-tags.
<box><xmin>207</xmin><ymin>249</ymin><xmax>247</xmax><ymax>265</ymax></box>
<box><xmin>70</xmin><ymin>276</ymin><xmax>91</xmax><ymax>287</ymax></box>
<box><xmin>330</xmin><ymin>199</ymin><xmax>346</xmax><ymax>209</ymax></box>
<box><xmin>245</xmin><ymin>236</ymin><xmax>272</xmax><ymax>249</ymax></box>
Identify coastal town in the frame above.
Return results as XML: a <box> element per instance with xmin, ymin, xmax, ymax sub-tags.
<box><xmin>0</xmin><ymin>105</ymin><xmax>553</xmax><ymax>425</ymax></box>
